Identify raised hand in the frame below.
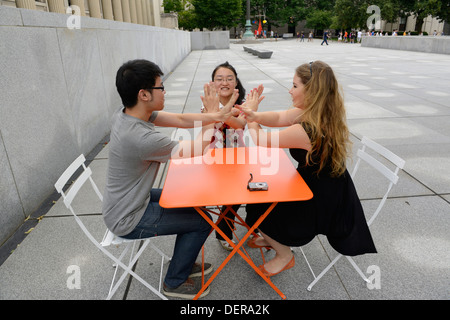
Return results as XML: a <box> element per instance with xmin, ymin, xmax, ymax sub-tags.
<box><xmin>245</xmin><ymin>85</ymin><xmax>265</xmax><ymax>111</ymax></box>
<box><xmin>235</xmin><ymin>104</ymin><xmax>255</xmax><ymax>122</ymax></box>
<box><xmin>235</xmin><ymin>86</ymin><xmax>263</xmax><ymax>122</ymax></box>
<box><xmin>255</xmin><ymin>84</ymin><xmax>265</xmax><ymax>104</ymax></box>
<box><xmin>200</xmin><ymin>82</ymin><xmax>220</xmax><ymax>113</ymax></box>
<box><xmin>218</xmin><ymin>88</ymin><xmax>239</xmax><ymax>122</ymax></box>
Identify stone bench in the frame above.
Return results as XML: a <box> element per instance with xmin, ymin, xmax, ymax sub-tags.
<box><xmin>243</xmin><ymin>46</ymin><xmax>257</xmax><ymax>55</ymax></box>
<box><xmin>256</xmin><ymin>49</ymin><xmax>273</xmax><ymax>59</ymax></box>
<box><xmin>243</xmin><ymin>46</ymin><xmax>273</xmax><ymax>59</ymax></box>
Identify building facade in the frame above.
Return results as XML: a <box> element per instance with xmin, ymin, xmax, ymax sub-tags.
<box><xmin>0</xmin><ymin>0</ymin><xmax>177</xmax><ymax>28</ymax></box>
<box><xmin>380</xmin><ymin>14</ymin><xmax>447</xmax><ymax>35</ymax></box>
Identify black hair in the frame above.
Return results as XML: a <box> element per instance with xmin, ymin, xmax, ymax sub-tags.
<box><xmin>211</xmin><ymin>61</ymin><xmax>246</xmax><ymax>105</ymax></box>
<box><xmin>115</xmin><ymin>59</ymin><xmax>164</xmax><ymax>108</ymax></box>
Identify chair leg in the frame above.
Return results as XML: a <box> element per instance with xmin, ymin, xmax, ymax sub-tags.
<box><xmin>298</xmin><ymin>247</ymin><xmax>316</xmax><ymax>279</ymax></box>
<box><xmin>149</xmin><ymin>242</ymin><xmax>171</xmax><ymax>261</ymax></box>
<box><xmin>158</xmin><ymin>254</ymin><xmax>165</xmax><ymax>292</ymax></box>
<box><xmin>106</xmin><ymin>239</ymin><xmax>171</xmax><ymax>299</ymax></box>
<box><xmin>307</xmin><ymin>254</ymin><xmax>372</xmax><ymax>291</ymax></box>
<box><xmin>106</xmin><ymin>239</ymin><xmax>167</xmax><ymax>300</ymax></box>
<box><xmin>130</xmin><ymin>240</ymin><xmax>166</xmax><ymax>293</ymax></box>
<box><xmin>107</xmin><ymin>242</ymin><xmax>146</xmax><ymax>300</ymax></box>
<box><xmin>307</xmin><ymin>254</ymin><xmax>342</xmax><ymax>291</ymax></box>
<box><xmin>108</xmin><ymin>242</ymin><xmax>133</xmax><ymax>296</ymax></box>
<box><xmin>346</xmin><ymin>256</ymin><xmax>370</xmax><ymax>283</ymax></box>
<box><xmin>148</xmin><ymin>242</ymin><xmax>171</xmax><ymax>293</ymax></box>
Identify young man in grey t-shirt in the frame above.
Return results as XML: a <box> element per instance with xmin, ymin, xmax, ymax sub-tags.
<box><xmin>103</xmin><ymin>59</ymin><xmax>238</xmax><ymax>299</ymax></box>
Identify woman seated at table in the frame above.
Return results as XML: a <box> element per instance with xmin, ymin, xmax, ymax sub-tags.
<box><xmin>202</xmin><ymin>62</ymin><xmax>247</xmax><ymax>251</ymax></box>
<box><xmin>236</xmin><ymin>61</ymin><xmax>377</xmax><ymax>277</ymax></box>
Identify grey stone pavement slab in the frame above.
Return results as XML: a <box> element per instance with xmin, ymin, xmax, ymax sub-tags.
<box><xmin>0</xmin><ymin>40</ymin><xmax>449</xmax><ymax>302</ymax></box>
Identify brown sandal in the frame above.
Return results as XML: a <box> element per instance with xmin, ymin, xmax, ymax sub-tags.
<box><xmin>247</xmin><ymin>236</ymin><xmax>272</xmax><ymax>250</ymax></box>
<box><xmin>258</xmin><ymin>256</ymin><xmax>295</xmax><ymax>277</ymax></box>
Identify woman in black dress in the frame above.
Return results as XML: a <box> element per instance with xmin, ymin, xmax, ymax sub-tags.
<box><xmin>237</xmin><ymin>61</ymin><xmax>376</xmax><ymax>277</ymax></box>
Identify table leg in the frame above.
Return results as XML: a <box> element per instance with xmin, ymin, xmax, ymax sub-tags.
<box><xmin>222</xmin><ymin>205</ymin><xmax>267</xmax><ymax>263</ymax></box>
<box><xmin>193</xmin><ymin>202</ymin><xmax>286</xmax><ymax>300</ymax></box>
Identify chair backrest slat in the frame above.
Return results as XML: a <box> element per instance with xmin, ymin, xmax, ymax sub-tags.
<box><xmin>63</xmin><ymin>167</ymin><xmax>93</xmax><ymax>208</ymax></box>
<box><xmin>357</xmin><ymin>149</ymin><xmax>399</xmax><ymax>184</ymax></box>
<box><xmin>55</xmin><ymin>154</ymin><xmax>87</xmax><ymax>192</ymax></box>
<box><xmin>361</xmin><ymin>136</ymin><xmax>405</xmax><ymax>169</ymax></box>
<box><xmin>353</xmin><ymin>137</ymin><xmax>405</xmax><ymax>226</ymax></box>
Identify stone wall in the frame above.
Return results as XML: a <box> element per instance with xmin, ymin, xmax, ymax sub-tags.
<box><xmin>0</xmin><ymin>6</ymin><xmax>191</xmax><ymax>245</ymax></box>
<box><xmin>361</xmin><ymin>35</ymin><xmax>450</xmax><ymax>55</ymax></box>
<box><xmin>191</xmin><ymin>31</ymin><xmax>230</xmax><ymax>50</ymax></box>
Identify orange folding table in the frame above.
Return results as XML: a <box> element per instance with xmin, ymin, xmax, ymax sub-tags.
<box><xmin>159</xmin><ymin>146</ymin><xmax>313</xmax><ymax>299</ymax></box>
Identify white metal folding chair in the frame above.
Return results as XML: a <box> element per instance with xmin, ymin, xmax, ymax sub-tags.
<box><xmin>304</xmin><ymin>136</ymin><xmax>406</xmax><ymax>291</ymax></box>
<box><xmin>54</xmin><ymin>154</ymin><xmax>170</xmax><ymax>300</ymax></box>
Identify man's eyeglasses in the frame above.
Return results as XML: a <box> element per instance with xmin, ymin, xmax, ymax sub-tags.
<box><xmin>147</xmin><ymin>86</ymin><xmax>165</xmax><ymax>92</ymax></box>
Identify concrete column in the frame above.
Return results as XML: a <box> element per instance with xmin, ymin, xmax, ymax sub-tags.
<box><xmin>147</xmin><ymin>0</ymin><xmax>155</xmax><ymax>25</ymax></box>
<box><xmin>135</xmin><ymin>0</ymin><xmax>143</xmax><ymax>24</ymax></box>
<box><xmin>47</xmin><ymin>0</ymin><xmax>65</xmax><ymax>13</ymax></box>
<box><xmin>151</xmin><ymin>0</ymin><xmax>161</xmax><ymax>27</ymax></box>
<box><xmin>141</xmin><ymin>0</ymin><xmax>149</xmax><ymax>25</ymax></box>
<box><xmin>112</xmin><ymin>0</ymin><xmax>123</xmax><ymax>21</ymax></box>
<box><xmin>121</xmin><ymin>0</ymin><xmax>131</xmax><ymax>23</ymax></box>
<box><xmin>15</xmin><ymin>0</ymin><xmax>37</xmax><ymax>10</ymax></box>
<box><xmin>129</xmin><ymin>0</ymin><xmax>137</xmax><ymax>23</ymax></box>
<box><xmin>70</xmin><ymin>0</ymin><xmax>86</xmax><ymax>16</ymax></box>
<box><xmin>101</xmin><ymin>0</ymin><xmax>114</xmax><ymax>20</ymax></box>
<box><xmin>87</xmin><ymin>0</ymin><xmax>102</xmax><ymax>18</ymax></box>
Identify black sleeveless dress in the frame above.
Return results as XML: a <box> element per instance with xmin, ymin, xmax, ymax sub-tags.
<box><xmin>246</xmin><ymin>148</ymin><xmax>377</xmax><ymax>256</ymax></box>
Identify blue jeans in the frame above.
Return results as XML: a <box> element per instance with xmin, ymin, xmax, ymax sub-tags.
<box><xmin>122</xmin><ymin>189</ymin><xmax>212</xmax><ymax>288</ymax></box>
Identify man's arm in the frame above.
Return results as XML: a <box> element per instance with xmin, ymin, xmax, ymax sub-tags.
<box><xmin>170</xmin><ymin>87</ymin><xmax>239</xmax><ymax>159</ymax></box>
<box><xmin>153</xmin><ymin>111</ymin><xmax>220</xmax><ymax>128</ymax></box>
<box><xmin>153</xmin><ymin>83</ymin><xmax>234</xmax><ymax>128</ymax></box>
<box><xmin>170</xmin><ymin>123</ymin><xmax>215</xmax><ymax>159</ymax></box>
<box><xmin>224</xmin><ymin>112</ymin><xmax>246</xmax><ymax>129</ymax></box>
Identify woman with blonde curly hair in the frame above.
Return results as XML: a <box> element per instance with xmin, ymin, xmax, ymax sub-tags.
<box><xmin>237</xmin><ymin>61</ymin><xmax>376</xmax><ymax>277</ymax></box>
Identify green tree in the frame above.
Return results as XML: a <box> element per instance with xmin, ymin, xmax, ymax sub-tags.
<box><xmin>192</xmin><ymin>0</ymin><xmax>243</xmax><ymax>30</ymax></box>
<box><xmin>178</xmin><ymin>8</ymin><xmax>198</xmax><ymax>30</ymax></box>
<box><xmin>373</xmin><ymin>0</ymin><xmax>449</xmax><ymax>32</ymax></box>
<box><xmin>368</xmin><ymin>0</ymin><xmax>402</xmax><ymax>23</ymax></box>
<box><xmin>408</xmin><ymin>0</ymin><xmax>450</xmax><ymax>32</ymax></box>
<box><xmin>247</xmin><ymin>0</ymin><xmax>308</xmax><ymax>33</ymax></box>
<box><xmin>333</xmin><ymin>0</ymin><xmax>368</xmax><ymax>30</ymax></box>
<box><xmin>305</xmin><ymin>10</ymin><xmax>333</xmax><ymax>31</ymax></box>
<box><xmin>434</xmin><ymin>0</ymin><xmax>450</xmax><ymax>22</ymax></box>
<box><xmin>162</xmin><ymin>0</ymin><xmax>184</xmax><ymax>12</ymax></box>
<box><xmin>305</xmin><ymin>0</ymin><xmax>336</xmax><ymax>11</ymax></box>
<box><xmin>162</xmin><ymin>0</ymin><xmax>197</xmax><ymax>30</ymax></box>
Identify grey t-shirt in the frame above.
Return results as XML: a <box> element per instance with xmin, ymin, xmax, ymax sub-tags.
<box><xmin>102</xmin><ymin>108</ymin><xmax>179</xmax><ymax>236</ymax></box>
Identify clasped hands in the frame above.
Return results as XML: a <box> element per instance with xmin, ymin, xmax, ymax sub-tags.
<box><xmin>200</xmin><ymin>82</ymin><xmax>265</xmax><ymax>123</ymax></box>
<box><xmin>235</xmin><ymin>84</ymin><xmax>265</xmax><ymax>122</ymax></box>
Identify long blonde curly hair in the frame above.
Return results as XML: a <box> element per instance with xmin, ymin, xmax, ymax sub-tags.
<box><xmin>295</xmin><ymin>61</ymin><xmax>351</xmax><ymax>177</ymax></box>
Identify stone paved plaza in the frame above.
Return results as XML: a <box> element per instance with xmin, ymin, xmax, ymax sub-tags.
<box><xmin>0</xmin><ymin>39</ymin><xmax>449</xmax><ymax>301</ymax></box>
